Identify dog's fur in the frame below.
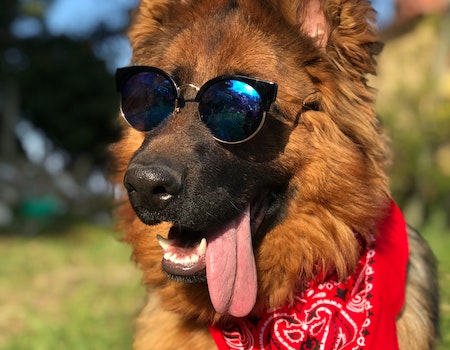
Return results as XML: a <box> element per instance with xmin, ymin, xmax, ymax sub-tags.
<box><xmin>111</xmin><ymin>0</ymin><xmax>439</xmax><ymax>349</ymax></box>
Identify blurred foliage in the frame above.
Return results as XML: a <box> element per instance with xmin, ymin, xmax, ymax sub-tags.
<box><xmin>0</xmin><ymin>0</ymin><xmax>121</xmax><ymax>167</ymax></box>
<box><xmin>11</xmin><ymin>37</ymin><xmax>120</xmax><ymax>163</ymax></box>
<box><xmin>376</xmin><ymin>14</ymin><xmax>450</xmax><ymax>229</ymax></box>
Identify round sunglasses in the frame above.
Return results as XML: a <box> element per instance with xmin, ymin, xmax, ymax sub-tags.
<box><xmin>115</xmin><ymin>66</ymin><xmax>278</xmax><ymax>144</ymax></box>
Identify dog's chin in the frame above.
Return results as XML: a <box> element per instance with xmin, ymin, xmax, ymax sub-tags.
<box><xmin>156</xmin><ymin>193</ymin><xmax>271</xmax><ymax>284</ymax></box>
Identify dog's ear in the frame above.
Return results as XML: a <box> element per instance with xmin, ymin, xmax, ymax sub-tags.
<box><xmin>296</xmin><ymin>0</ymin><xmax>329</xmax><ymax>48</ymax></box>
<box><xmin>127</xmin><ymin>0</ymin><xmax>177</xmax><ymax>56</ymax></box>
<box><xmin>286</xmin><ymin>0</ymin><xmax>382</xmax><ymax>76</ymax></box>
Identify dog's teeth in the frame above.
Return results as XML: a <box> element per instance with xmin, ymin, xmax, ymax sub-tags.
<box><xmin>198</xmin><ymin>238</ymin><xmax>207</xmax><ymax>255</ymax></box>
<box><xmin>164</xmin><ymin>252</ymin><xmax>173</xmax><ymax>260</ymax></box>
<box><xmin>163</xmin><ymin>252</ymin><xmax>198</xmax><ymax>265</ymax></box>
<box><xmin>157</xmin><ymin>234</ymin><xmax>174</xmax><ymax>251</ymax></box>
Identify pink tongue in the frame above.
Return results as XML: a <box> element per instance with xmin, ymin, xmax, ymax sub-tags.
<box><xmin>206</xmin><ymin>207</ymin><xmax>257</xmax><ymax>317</ymax></box>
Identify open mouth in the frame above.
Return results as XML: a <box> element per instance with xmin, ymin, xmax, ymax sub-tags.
<box><xmin>157</xmin><ymin>228</ymin><xmax>208</xmax><ymax>283</ymax></box>
<box><xmin>156</xmin><ymin>194</ymin><xmax>271</xmax><ymax>317</ymax></box>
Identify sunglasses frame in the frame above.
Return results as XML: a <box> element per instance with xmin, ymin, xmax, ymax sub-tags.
<box><xmin>116</xmin><ymin>66</ymin><xmax>278</xmax><ymax>144</ymax></box>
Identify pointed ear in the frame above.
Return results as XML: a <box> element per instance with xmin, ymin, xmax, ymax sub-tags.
<box><xmin>128</xmin><ymin>0</ymin><xmax>177</xmax><ymax>53</ymax></box>
<box><xmin>297</xmin><ymin>0</ymin><xmax>329</xmax><ymax>48</ymax></box>
<box><xmin>283</xmin><ymin>0</ymin><xmax>382</xmax><ymax>76</ymax></box>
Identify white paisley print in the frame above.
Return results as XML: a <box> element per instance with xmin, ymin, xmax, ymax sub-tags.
<box><xmin>220</xmin><ymin>244</ymin><xmax>377</xmax><ymax>350</ymax></box>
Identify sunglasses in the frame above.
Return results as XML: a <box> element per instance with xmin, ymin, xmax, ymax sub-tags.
<box><xmin>116</xmin><ymin>66</ymin><xmax>278</xmax><ymax>144</ymax></box>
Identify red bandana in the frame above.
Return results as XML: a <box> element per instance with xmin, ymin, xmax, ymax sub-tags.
<box><xmin>209</xmin><ymin>201</ymin><xmax>408</xmax><ymax>350</ymax></box>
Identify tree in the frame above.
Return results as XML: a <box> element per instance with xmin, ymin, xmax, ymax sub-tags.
<box><xmin>1</xmin><ymin>0</ymin><xmax>123</xmax><ymax>168</ymax></box>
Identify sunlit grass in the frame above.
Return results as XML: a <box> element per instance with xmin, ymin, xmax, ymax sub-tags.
<box><xmin>0</xmin><ymin>218</ymin><xmax>448</xmax><ymax>349</ymax></box>
<box><xmin>0</xmin><ymin>223</ymin><xmax>142</xmax><ymax>350</ymax></box>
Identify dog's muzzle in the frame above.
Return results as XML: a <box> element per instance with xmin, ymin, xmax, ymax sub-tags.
<box><xmin>123</xmin><ymin>160</ymin><xmax>271</xmax><ymax>318</ymax></box>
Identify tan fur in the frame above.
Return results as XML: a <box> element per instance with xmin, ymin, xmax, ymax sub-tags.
<box><xmin>112</xmin><ymin>0</ymin><xmax>439</xmax><ymax>348</ymax></box>
<box><xmin>133</xmin><ymin>296</ymin><xmax>216</xmax><ymax>350</ymax></box>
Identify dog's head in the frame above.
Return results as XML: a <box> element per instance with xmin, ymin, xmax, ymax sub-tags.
<box><xmin>112</xmin><ymin>0</ymin><xmax>389</xmax><ymax>322</ymax></box>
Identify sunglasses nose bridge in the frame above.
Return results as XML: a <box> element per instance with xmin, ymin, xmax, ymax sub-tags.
<box><xmin>175</xmin><ymin>84</ymin><xmax>200</xmax><ymax>112</ymax></box>
<box><xmin>178</xmin><ymin>84</ymin><xmax>200</xmax><ymax>101</ymax></box>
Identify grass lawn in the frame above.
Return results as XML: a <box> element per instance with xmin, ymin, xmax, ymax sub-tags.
<box><xmin>0</xmin><ymin>218</ymin><xmax>448</xmax><ymax>349</ymax></box>
<box><xmin>0</xmin><ymin>223</ymin><xmax>142</xmax><ymax>350</ymax></box>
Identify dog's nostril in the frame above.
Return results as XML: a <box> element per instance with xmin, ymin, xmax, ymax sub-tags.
<box><xmin>124</xmin><ymin>182</ymin><xmax>136</xmax><ymax>193</ymax></box>
<box><xmin>153</xmin><ymin>186</ymin><xmax>167</xmax><ymax>195</ymax></box>
<box><xmin>124</xmin><ymin>165</ymin><xmax>182</xmax><ymax>211</ymax></box>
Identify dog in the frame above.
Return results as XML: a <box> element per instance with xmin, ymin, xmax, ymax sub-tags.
<box><xmin>111</xmin><ymin>0</ymin><xmax>440</xmax><ymax>349</ymax></box>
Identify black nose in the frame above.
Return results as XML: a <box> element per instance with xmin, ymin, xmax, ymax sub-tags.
<box><xmin>124</xmin><ymin>165</ymin><xmax>182</xmax><ymax>211</ymax></box>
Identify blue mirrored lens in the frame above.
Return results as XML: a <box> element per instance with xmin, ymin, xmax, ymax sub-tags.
<box><xmin>198</xmin><ymin>80</ymin><xmax>263</xmax><ymax>143</ymax></box>
<box><xmin>121</xmin><ymin>72</ymin><xmax>176</xmax><ymax>131</ymax></box>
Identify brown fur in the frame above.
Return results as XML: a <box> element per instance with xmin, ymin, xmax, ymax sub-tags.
<box><xmin>111</xmin><ymin>0</ymin><xmax>439</xmax><ymax>348</ymax></box>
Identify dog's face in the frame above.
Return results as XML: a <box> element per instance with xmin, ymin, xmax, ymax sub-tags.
<box><xmin>113</xmin><ymin>0</ymin><xmax>389</xmax><ymax>322</ymax></box>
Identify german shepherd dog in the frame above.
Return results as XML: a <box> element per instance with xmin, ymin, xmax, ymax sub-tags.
<box><xmin>111</xmin><ymin>0</ymin><xmax>439</xmax><ymax>349</ymax></box>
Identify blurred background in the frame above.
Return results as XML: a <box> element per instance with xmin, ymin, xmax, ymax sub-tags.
<box><xmin>0</xmin><ymin>0</ymin><xmax>449</xmax><ymax>349</ymax></box>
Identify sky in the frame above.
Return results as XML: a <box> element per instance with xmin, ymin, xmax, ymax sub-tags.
<box><xmin>372</xmin><ymin>0</ymin><xmax>396</xmax><ymax>27</ymax></box>
<box><xmin>45</xmin><ymin>0</ymin><xmax>139</xmax><ymax>69</ymax></box>
<box><xmin>44</xmin><ymin>0</ymin><xmax>138</xmax><ymax>38</ymax></box>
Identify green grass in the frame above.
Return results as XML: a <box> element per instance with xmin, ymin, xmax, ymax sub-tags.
<box><xmin>0</xmin><ymin>223</ymin><xmax>142</xmax><ymax>350</ymax></box>
<box><xmin>0</xmin><ymin>218</ymin><xmax>449</xmax><ymax>349</ymax></box>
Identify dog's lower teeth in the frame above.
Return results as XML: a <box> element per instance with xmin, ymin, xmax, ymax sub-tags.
<box><xmin>159</xmin><ymin>234</ymin><xmax>207</xmax><ymax>277</ymax></box>
<box><xmin>163</xmin><ymin>252</ymin><xmax>174</xmax><ymax>260</ymax></box>
<box><xmin>164</xmin><ymin>252</ymin><xmax>201</xmax><ymax>265</ymax></box>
